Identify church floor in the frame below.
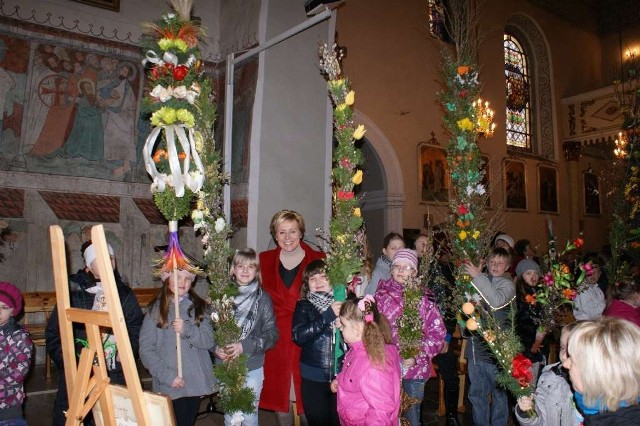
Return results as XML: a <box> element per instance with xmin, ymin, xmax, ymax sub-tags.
<box><xmin>23</xmin><ymin>362</ymin><xmax>474</xmax><ymax>425</ymax></box>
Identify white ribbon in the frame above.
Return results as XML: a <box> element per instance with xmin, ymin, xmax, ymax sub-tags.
<box><xmin>163</xmin><ymin>51</ymin><xmax>178</xmax><ymax>66</ymax></box>
<box><xmin>143</xmin><ymin>50</ymin><xmax>163</xmax><ymax>66</ymax></box>
<box><xmin>142</xmin><ymin>124</ymin><xmax>205</xmax><ymax>197</ymax></box>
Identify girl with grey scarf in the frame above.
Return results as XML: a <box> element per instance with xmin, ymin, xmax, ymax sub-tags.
<box><xmin>213</xmin><ymin>248</ymin><xmax>279</xmax><ymax>426</ymax></box>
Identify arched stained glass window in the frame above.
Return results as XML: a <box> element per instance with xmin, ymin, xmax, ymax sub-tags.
<box><xmin>504</xmin><ymin>33</ymin><xmax>532</xmax><ymax>151</ymax></box>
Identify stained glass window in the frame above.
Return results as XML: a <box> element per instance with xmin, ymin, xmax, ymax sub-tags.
<box><xmin>428</xmin><ymin>0</ymin><xmax>447</xmax><ymax>41</ymax></box>
<box><xmin>504</xmin><ymin>34</ymin><xmax>532</xmax><ymax>151</ymax></box>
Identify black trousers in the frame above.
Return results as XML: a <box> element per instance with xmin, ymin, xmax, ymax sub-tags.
<box><xmin>301</xmin><ymin>378</ymin><xmax>339</xmax><ymax>426</ymax></box>
<box><xmin>172</xmin><ymin>396</ymin><xmax>201</xmax><ymax>426</ymax></box>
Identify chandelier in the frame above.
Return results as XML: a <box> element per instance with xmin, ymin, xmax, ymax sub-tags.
<box><xmin>474</xmin><ymin>98</ymin><xmax>496</xmax><ymax>138</ymax></box>
<box><xmin>614</xmin><ymin>131</ymin><xmax>628</xmax><ymax>159</ymax></box>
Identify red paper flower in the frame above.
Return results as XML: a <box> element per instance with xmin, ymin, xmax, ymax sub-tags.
<box><xmin>459</xmin><ymin>89</ymin><xmax>468</xmax><ymax>98</ymax></box>
<box><xmin>573</xmin><ymin>236</ymin><xmax>584</xmax><ymax>248</ymax></box>
<box><xmin>562</xmin><ymin>288</ymin><xmax>577</xmax><ymax>300</ymax></box>
<box><xmin>457</xmin><ymin>204</ymin><xmax>469</xmax><ymax>215</ymax></box>
<box><xmin>511</xmin><ymin>354</ymin><xmax>533</xmax><ymax>387</ymax></box>
<box><xmin>524</xmin><ymin>294</ymin><xmax>536</xmax><ymax>305</ymax></box>
<box><xmin>338</xmin><ymin>191</ymin><xmax>354</xmax><ymax>200</ymax></box>
<box><xmin>340</xmin><ymin>158</ymin><xmax>352</xmax><ymax>169</ymax></box>
<box><xmin>173</xmin><ymin>65</ymin><xmax>189</xmax><ymax>81</ymax></box>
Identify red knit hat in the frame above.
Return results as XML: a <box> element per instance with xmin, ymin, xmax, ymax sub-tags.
<box><xmin>0</xmin><ymin>282</ymin><xmax>23</xmax><ymax>316</ymax></box>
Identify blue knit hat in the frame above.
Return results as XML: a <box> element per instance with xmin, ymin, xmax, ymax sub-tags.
<box><xmin>392</xmin><ymin>249</ymin><xmax>418</xmax><ymax>270</ymax></box>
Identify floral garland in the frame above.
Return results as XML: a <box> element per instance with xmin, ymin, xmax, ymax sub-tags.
<box><xmin>438</xmin><ymin>1</ymin><xmax>531</xmax><ymax>398</ymax></box>
<box><xmin>317</xmin><ymin>42</ymin><xmax>365</xmax><ymax>376</ymax></box>
<box><xmin>141</xmin><ymin>1</ymin><xmax>251</xmax><ymax>416</ymax></box>
<box><xmin>317</xmin><ymin>42</ymin><xmax>365</xmax><ymax>289</ymax></box>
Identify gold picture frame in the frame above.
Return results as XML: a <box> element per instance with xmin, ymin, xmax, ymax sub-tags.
<box><xmin>537</xmin><ymin>164</ymin><xmax>558</xmax><ymax>213</ymax></box>
<box><xmin>503</xmin><ymin>159</ymin><xmax>527</xmax><ymax>210</ymax></box>
<box><xmin>418</xmin><ymin>143</ymin><xmax>449</xmax><ymax>204</ymax></box>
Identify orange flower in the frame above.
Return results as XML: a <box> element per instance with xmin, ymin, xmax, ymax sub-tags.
<box><xmin>153</xmin><ymin>149</ymin><xmax>167</xmax><ymax>163</ymax></box>
<box><xmin>562</xmin><ymin>289</ymin><xmax>577</xmax><ymax>300</ymax></box>
<box><xmin>457</xmin><ymin>65</ymin><xmax>470</xmax><ymax>75</ymax></box>
<box><xmin>178</xmin><ymin>151</ymin><xmax>187</xmax><ymax>160</ymax></box>
<box><xmin>561</xmin><ymin>264</ymin><xmax>570</xmax><ymax>274</ymax></box>
<box><xmin>525</xmin><ymin>294</ymin><xmax>536</xmax><ymax>305</ymax></box>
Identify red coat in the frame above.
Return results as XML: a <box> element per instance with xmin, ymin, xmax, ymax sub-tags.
<box><xmin>259</xmin><ymin>241</ymin><xmax>325</xmax><ymax>413</ymax></box>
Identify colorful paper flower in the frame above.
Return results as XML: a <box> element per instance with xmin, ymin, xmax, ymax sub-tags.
<box><xmin>511</xmin><ymin>354</ymin><xmax>533</xmax><ymax>387</ymax></box>
<box><xmin>353</xmin><ymin>124</ymin><xmax>366</xmax><ymax>140</ymax></box>
<box><xmin>457</xmin><ymin>204</ymin><xmax>469</xmax><ymax>215</ymax></box>
<box><xmin>345</xmin><ymin>90</ymin><xmax>355</xmax><ymax>106</ymax></box>
<box><xmin>352</xmin><ymin>170</ymin><xmax>363</xmax><ymax>185</ymax></box>
<box><xmin>457</xmin><ymin>118</ymin><xmax>474</xmax><ymax>131</ymax></box>
<box><xmin>457</xmin><ymin>65</ymin><xmax>470</xmax><ymax>75</ymax></box>
<box><xmin>338</xmin><ymin>191</ymin><xmax>355</xmax><ymax>200</ymax></box>
<box><xmin>353</xmin><ymin>208</ymin><xmax>361</xmax><ymax>217</ymax></box>
<box><xmin>459</xmin><ymin>230</ymin><xmax>468</xmax><ymax>240</ymax></box>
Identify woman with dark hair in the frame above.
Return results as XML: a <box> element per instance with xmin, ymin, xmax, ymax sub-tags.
<box><xmin>364</xmin><ymin>232</ymin><xmax>405</xmax><ymax>296</ymax></box>
<box><xmin>259</xmin><ymin>210</ymin><xmax>325</xmax><ymax>426</ymax></box>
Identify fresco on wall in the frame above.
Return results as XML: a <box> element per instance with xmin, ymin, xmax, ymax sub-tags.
<box><xmin>0</xmin><ymin>28</ymin><xmax>149</xmax><ymax>183</ymax></box>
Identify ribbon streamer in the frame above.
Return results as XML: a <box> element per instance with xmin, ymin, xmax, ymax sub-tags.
<box><xmin>143</xmin><ymin>123</ymin><xmax>205</xmax><ymax>197</ymax></box>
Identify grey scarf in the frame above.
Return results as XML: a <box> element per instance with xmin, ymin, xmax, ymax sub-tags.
<box><xmin>234</xmin><ymin>281</ymin><xmax>262</xmax><ymax>340</ymax></box>
<box><xmin>308</xmin><ymin>291</ymin><xmax>334</xmax><ymax>314</ymax></box>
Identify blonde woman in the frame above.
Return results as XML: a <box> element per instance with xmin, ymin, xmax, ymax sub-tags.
<box><xmin>562</xmin><ymin>317</ymin><xmax>640</xmax><ymax>424</ymax></box>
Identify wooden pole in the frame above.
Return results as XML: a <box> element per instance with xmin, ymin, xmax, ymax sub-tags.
<box><xmin>169</xmin><ymin>221</ymin><xmax>183</xmax><ymax>378</ymax></box>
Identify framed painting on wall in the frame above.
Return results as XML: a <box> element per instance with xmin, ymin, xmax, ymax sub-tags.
<box><xmin>418</xmin><ymin>143</ymin><xmax>449</xmax><ymax>203</ymax></box>
<box><xmin>503</xmin><ymin>159</ymin><xmax>527</xmax><ymax>210</ymax></box>
<box><xmin>538</xmin><ymin>164</ymin><xmax>558</xmax><ymax>213</ymax></box>
<box><xmin>71</xmin><ymin>0</ymin><xmax>120</xmax><ymax>12</ymax></box>
<box><xmin>584</xmin><ymin>171</ymin><xmax>601</xmax><ymax>215</ymax></box>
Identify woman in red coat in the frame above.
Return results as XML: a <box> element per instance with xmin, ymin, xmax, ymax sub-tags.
<box><xmin>259</xmin><ymin>210</ymin><xmax>324</xmax><ymax>425</ymax></box>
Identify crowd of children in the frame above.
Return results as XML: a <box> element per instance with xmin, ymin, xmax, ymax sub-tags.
<box><xmin>2</xmin><ymin>222</ymin><xmax>639</xmax><ymax>426</ymax></box>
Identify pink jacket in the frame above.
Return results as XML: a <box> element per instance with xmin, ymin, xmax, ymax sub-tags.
<box><xmin>337</xmin><ymin>341</ymin><xmax>401</xmax><ymax>425</ymax></box>
<box><xmin>375</xmin><ymin>277</ymin><xmax>446</xmax><ymax>379</ymax></box>
<box><xmin>604</xmin><ymin>299</ymin><xmax>640</xmax><ymax>328</ymax></box>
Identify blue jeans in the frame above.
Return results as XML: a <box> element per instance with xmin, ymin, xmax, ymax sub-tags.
<box><xmin>0</xmin><ymin>419</ymin><xmax>27</xmax><ymax>426</ymax></box>
<box><xmin>467</xmin><ymin>361</ymin><xmax>508</xmax><ymax>426</ymax></box>
<box><xmin>224</xmin><ymin>367</ymin><xmax>264</xmax><ymax>426</ymax></box>
<box><xmin>402</xmin><ymin>378</ymin><xmax>425</xmax><ymax>426</ymax></box>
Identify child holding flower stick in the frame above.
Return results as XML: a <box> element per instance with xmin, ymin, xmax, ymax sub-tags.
<box><xmin>515</xmin><ymin>259</ymin><xmax>547</xmax><ymax>364</ymax></box>
<box><xmin>331</xmin><ymin>296</ymin><xmax>401</xmax><ymax>425</ymax></box>
<box><xmin>213</xmin><ymin>248</ymin><xmax>278</xmax><ymax>426</ymax></box>
<box><xmin>375</xmin><ymin>249</ymin><xmax>445</xmax><ymax>426</ymax></box>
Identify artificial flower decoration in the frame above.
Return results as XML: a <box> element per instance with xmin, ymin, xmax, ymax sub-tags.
<box><xmin>352</xmin><ymin>170</ymin><xmax>363</xmax><ymax>185</ymax></box>
<box><xmin>457</xmin><ymin>117</ymin><xmax>474</xmax><ymax>131</ymax></box>
<box><xmin>457</xmin><ymin>65</ymin><xmax>470</xmax><ymax>75</ymax></box>
<box><xmin>511</xmin><ymin>354</ymin><xmax>533</xmax><ymax>387</ymax></box>
<box><xmin>318</xmin><ymin>41</ymin><xmax>366</xmax><ymax>377</ymax></box>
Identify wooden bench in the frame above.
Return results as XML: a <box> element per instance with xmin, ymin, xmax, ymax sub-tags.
<box><xmin>22</xmin><ymin>291</ymin><xmax>57</xmax><ymax>381</ymax></box>
<box><xmin>22</xmin><ymin>286</ymin><xmax>160</xmax><ymax>381</ymax></box>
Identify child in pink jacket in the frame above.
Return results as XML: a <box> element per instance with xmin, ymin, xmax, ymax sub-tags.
<box><xmin>331</xmin><ymin>295</ymin><xmax>401</xmax><ymax>425</ymax></box>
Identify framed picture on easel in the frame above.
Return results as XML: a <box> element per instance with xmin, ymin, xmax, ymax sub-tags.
<box><xmin>71</xmin><ymin>0</ymin><xmax>120</xmax><ymax>12</ymax></box>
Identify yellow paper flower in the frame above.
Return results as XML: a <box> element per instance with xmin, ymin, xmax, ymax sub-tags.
<box><xmin>459</xmin><ymin>230</ymin><xmax>468</xmax><ymax>240</ymax></box>
<box><xmin>151</xmin><ymin>107</ymin><xmax>178</xmax><ymax>126</ymax></box>
<box><xmin>472</xmin><ymin>230</ymin><xmax>481</xmax><ymax>239</ymax></box>
<box><xmin>457</xmin><ymin>118</ymin><xmax>474</xmax><ymax>131</ymax></box>
<box><xmin>174</xmin><ymin>39</ymin><xmax>188</xmax><ymax>52</ymax></box>
<box><xmin>336</xmin><ymin>234</ymin><xmax>346</xmax><ymax>243</ymax></box>
<box><xmin>176</xmin><ymin>109</ymin><xmax>195</xmax><ymax>127</ymax></box>
<box><xmin>353</xmin><ymin>125</ymin><xmax>366</xmax><ymax>140</ymax></box>
<box><xmin>352</xmin><ymin>170</ymin><xmax>363</xmax><ymax>185</ymax></box>
<box><xmin>329</xmin><ymin>79</ymin><xmax>345</xmax><ymax>90</ymax></box>
<box><xmin>345</xmin><ymin>90</ymin><xmax>355</xmax><ymax>106</ymax></box>
<box><xmin>354</xmin><ymin>207</ymin><xmax>361</xmax><ymax>217</ymax></box>
<box><xmin>337</xmin><ymin>103</ymin><xmax>347</xmax><ymax>112</ymax></box>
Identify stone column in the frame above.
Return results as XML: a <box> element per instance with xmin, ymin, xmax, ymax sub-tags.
<box><xmin>563</xmin><ymin>141</ymin><xmax>583</xmax><ymax>237</ymax></box>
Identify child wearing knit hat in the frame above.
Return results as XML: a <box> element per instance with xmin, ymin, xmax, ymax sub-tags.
<box><xmin>514</xmin><ymin>259</ymin><xmax>546</xmax><ymax>364</ymax></box>
<box><xmin>374</xmin><ymin>249</ymin><xmax>446</xmax><ymax>425</ymax></box>
<box><xmin>0</xmin><ymin>281</ymin><xmax>32</xmax><ymax>425</ymax></box>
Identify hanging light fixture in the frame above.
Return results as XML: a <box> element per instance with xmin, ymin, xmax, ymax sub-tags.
<box><xmin>614</xmin><ymin>131</ymin><xmax>628</xmax><ymax>159</ymax></box>
<box><xmin>474</xmin><ymin>98</ymin><xmax>496</xmax><ymax>138</ymax></box>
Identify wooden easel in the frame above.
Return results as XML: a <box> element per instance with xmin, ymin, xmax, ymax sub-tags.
<box><xmin>50</xmin><ymin>224</ymin><xmax>170</xmax><ymax>425</ymax></box>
